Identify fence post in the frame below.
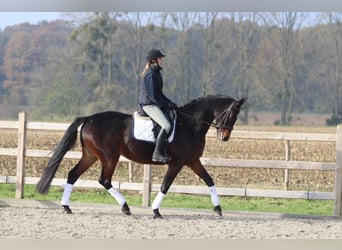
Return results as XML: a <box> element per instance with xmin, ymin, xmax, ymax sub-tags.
<box><xmin>142</xmin><ymin>164</ymin><xmax>152</xmax><ymax>207</ymax></box>
<box><xmin>16</xmin><ymin>111</ymin><xmax>27</xmax><ymax>199</ymax></box>
<box><xmin>284</xmin><ymin>140</ymin><xmax>290</xmax><ymax>190</ymax></box>
<box><xmin>128</xmin><ymin>162</ymin><xmax>133</xmax><ymax>182</ymax></box>
<box><xmin>335</xmin><ymin>125</ymin><xmax>342</xmax><ymax>216</ymax></box>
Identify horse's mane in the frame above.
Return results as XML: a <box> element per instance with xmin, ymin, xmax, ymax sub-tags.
<box><xmin>179</xmin><ymin>94</ymin><xmax>233</xmax><ymax>110</ymax></box>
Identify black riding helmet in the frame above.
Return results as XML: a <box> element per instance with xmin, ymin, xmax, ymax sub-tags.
<box><xmin>146</xmin><ymin>49</ymin><xmax>166</xmax><ymax>62</ymax></box>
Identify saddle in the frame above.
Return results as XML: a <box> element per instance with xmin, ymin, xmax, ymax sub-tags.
<box><xmin>133</xmin><ymin>111</ymin><xmax>176</xmax><ymax>143</ymax></box>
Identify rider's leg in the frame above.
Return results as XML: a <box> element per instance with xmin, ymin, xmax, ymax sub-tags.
<box><xmin>142</xmin><ymin>105</ymin><xmax>172</xmax><ymax>163</ymax></box>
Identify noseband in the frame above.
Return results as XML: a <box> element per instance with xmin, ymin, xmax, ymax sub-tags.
<box><xmin>212</xmin><ymin>101</ymin><xmax>242</xmax><ymax>131</ymax></box>
<box><xmin>213</xmin><ymin>106</ymin><xmax>233</xmax><ymax>130</ymax></box>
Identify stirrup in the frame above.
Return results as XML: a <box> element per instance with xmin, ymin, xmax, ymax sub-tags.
<box><xmin>152</xmin><ymin>153</ymin><xmax>171</xmax><ymax>163</ymax></box>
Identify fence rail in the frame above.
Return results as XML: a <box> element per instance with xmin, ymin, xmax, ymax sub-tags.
<box><xmin>0</xmin><ymin>111</ymin><xmax>341</xmax><ymax>216</ymax></box>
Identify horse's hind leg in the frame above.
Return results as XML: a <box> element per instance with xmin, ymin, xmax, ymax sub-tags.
<box><xmin>98</xmin><ymin>157</ymin><xmax>131</xmax><ymax>216</ymax></box>
<box><xmin>61</xmin><ymin>155</ymin><xmax>97</xmax><ymax>214</ymax></box>
<box><xmin>188</xmin><ymin>159</ymin><xmax>222</xmax><ymax>216</ymax></box>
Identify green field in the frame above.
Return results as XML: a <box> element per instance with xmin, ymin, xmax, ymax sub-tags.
<box><xmin>0</xmin><ymin>184</ymin><xmax>334</xmax><ymax>216</ymax></box>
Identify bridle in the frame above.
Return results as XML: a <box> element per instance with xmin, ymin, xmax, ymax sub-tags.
<box><xmin>176</xmin><ymin>101</ymin><xmax>238</xmax><ymax>131</ymax></box>
<box><xmin>213</xmin><ymin>104</ymin><xmax>235</xmax><ymax>130</ymax></box>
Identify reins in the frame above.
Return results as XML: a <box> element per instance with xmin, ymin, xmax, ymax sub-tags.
<box><xmin>175</xmin><ymin>109</ymin><xmax>216</xmax><ymax>128</ymax></box>
<box><xmin>176</xmin><ymin>105</ymin><xmax>234</xmax><ymax>130</ymax></box>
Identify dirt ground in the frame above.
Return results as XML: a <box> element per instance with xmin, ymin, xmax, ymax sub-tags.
<box><xmin>1</xmin><ymin>198</ymin><xmax>342</xmax><ymax>239</ymax></box>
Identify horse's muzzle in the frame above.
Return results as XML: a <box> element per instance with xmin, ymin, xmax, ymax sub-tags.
<box><xmin>221</xmin><ymin>136</ymin><xmax>229</xmax><ymax>141</ymax></box>
<box><xmin>217</xmin><ymin>129</ymin><xmax>231</xmax><ymax>141</ymax></box>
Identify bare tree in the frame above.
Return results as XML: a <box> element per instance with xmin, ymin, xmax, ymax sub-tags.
<box><xmin>327</xmin><ymin>13</ymin><xmax>342</xmax><ymax>117</ymax></box>
<box><xmin>200</xmin><ymin>12</ymin><xmax>218</xmax><ymax>97</ymax></box>
<box><xmin>258</xmin><ymin>12</ymin><xmax>307</xmax><ymax>125</ymax></box>
<box><xmin>169</xmin><ymin>12</ymin><xmax>198</xmax><ymax>103</ymax></box>
<box><xmin>230</xmin><ymin>12</ymin><xmax>260</xmax><ymax>124</ymax></box>
<box><xmin>121</xmin><ymin>12</ymin><xmax>151</xmax><ymax>103</ymax></box>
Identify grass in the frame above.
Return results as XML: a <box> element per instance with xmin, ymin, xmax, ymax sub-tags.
<box><xmin>0</xmin><ymin>184</ymin><xmax>334</xmax><ymax>216</ymax></box>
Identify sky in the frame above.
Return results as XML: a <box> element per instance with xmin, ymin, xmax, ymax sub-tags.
<box><xmin>0</xmin><ymin>11</ymin><xmax>331</xmax><ymax>31</ymax></box>
<box><xmin>0</xmin><ymin>12</ymin><xmax>63</xmax><ymax>30</ymax></box>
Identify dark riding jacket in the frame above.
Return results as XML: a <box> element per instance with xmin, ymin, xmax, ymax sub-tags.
<box><xmin>139</xmin><ymin>65</ymin><xmax>176</xmax><ymax>115</ymax></box>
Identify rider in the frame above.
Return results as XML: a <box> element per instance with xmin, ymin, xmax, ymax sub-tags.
<box><xmin>139</xmin><ymin>48</ymin><xmax>177</xmax><ymax>163</ymax></box>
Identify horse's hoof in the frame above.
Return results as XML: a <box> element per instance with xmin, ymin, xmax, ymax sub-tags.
<box><xmin>121</xmin><ymin>202</ymin><xmax>131</xmax><ymax>215</ymax></box>
<box><xmin>62</xmin><ymin>205</ymin><xmax>73</xmax><ymax>214</ymax></box>
<box><xmin>153</xmin><ymin>209</ymin><xmax>163</xmax><ymax>219</ymax></box>
<box><xmin>213</xmin><ymin>205</ymin><xmax>222</xmax><ymax>216</ymax></box>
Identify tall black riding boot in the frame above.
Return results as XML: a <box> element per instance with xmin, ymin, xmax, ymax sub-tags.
<box><xmin>152</xmin><ymin>129</ymin><xmax>171</xmax><ymax>163</ymax></box>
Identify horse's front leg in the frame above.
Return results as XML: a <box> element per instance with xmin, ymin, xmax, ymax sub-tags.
<box><xmin>188</xmin><ymin>159</ymin><xmax>222</xmax><ymax>216</ymax></box>
<box><xmin>152</xmin><ymin>164</ymin><xmax>183</xmax><ymax>219</ymax></box>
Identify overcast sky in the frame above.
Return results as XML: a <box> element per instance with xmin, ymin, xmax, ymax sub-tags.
<box><xmin>0</xmin><ymin>12</ymin><xmax>63</xmax><ymax>30</ymax></box>
<box><xmin>0</xmin><ymin>11</ymin><xmax>330</xmax><ymax>31</ymax></box>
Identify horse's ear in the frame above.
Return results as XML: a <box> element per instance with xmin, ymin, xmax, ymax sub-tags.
<box><xmin>238</xmin><ymin>97</ymin><xmax>247</xmax><ymax>106</ymax></box>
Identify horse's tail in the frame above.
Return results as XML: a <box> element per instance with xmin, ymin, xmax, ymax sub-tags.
<box><xmin>36</xmin><ymin>116</ymin><xmax>88</xmax><ymax>194</ymax></box>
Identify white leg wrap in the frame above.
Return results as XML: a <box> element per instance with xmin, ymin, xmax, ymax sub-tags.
<box><xmin>108</xmin><ymin>187</ymin><xmax>126</xmax><ymax>206</ymax></box>
<box><xmin>152</xmin><ymin>192</ymin><xmax>165</xmax><ymax>210</ymax></box>
<box><xmin>209</xmin><ymin>185</ymin><xmax>220</xmax><ymax>206</ymax></box>
<box><xmin>61</xmin><ymin>183</ymin><xmax>73</xmax><ymax>206</ymax></box>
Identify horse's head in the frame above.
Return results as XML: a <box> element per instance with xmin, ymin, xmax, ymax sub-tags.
<box><xmin>214</xmin><ymin>97</ymin><xmax>247</xmax><ymax>141</ymax></box>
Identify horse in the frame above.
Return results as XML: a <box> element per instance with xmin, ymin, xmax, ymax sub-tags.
<box><xmin>36</xmin><ymin>95</ymin><xmax>247</xmax><ymax>218</ymax></box>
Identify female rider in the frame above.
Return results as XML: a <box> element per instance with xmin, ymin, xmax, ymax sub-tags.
<box><xmin>139</xmin><ymin>49</ymin><xmax>177</xmax><ymax>163</ymax></box>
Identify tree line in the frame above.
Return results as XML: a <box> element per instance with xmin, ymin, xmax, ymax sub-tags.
<box><xmin>0</xmin><ymin>12</ymin><xmax>341</xmax><ymax>125</ymax></box>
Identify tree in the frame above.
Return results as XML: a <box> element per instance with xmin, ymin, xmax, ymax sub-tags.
<box><xmin>31</xmin><ymin>51</ymin><xmax>86</xmax><ymax>120</ymax></box>
<box><xmin>2</xmin><ymin>28</ymin><xmax>32</xmax><ymax>106</ymax></box>
<box><xmin>200</xmin><ymin>12</ymin><xmax>218</xmax><ymax>97</ymax></box>
<box><xmin>229</xmin><ymin>12</ymin><xmax>260</xmax><ymax>124</ymax></box>
<box><xmin>0</xmin><ymin>32</ymin><xmax>7</xmax><ymax>105</ymax></box>
<box><xmin>69</xmin><ymin>12</ymin><xmax>126</xmax><ymax>113</ymax></box>
<box><xmin>168</xmin><ymin>12</ymin><xmax>198</xmax><ymax>103</ymax></box>
<box><xmin>327</xmin><ymin>13</ymin><xmax>342</xmax><ymax>123</ymax></box>
<box><xmin>1</xmin><ymin>11</ymin><xmax>341</xmax><ymax>124</ymax></box>
<box><xmin>120</xmin><ymin>12</ymin><xmax>150</xmax><ymax>104</ymax></box>
<box><xmin>258</xmin><ymin>12</ymin><xmax>307</xmax><ymax>125</ymax></box>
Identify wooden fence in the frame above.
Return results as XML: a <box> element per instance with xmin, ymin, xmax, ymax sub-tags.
<box><xmin>0</xmin><ymin>111</ymin><xmax>341</xmax><ymax>216</ymax></box>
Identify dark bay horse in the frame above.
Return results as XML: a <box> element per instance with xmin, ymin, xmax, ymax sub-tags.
<box><xmin>37</xmin><ymin>95</ymin><xmax>247</xmax><ymax>218</ymax></box>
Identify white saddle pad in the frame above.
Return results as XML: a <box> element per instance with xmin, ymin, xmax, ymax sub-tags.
<box><xmin>133</xmin><ymin>111</ymin><xmax>176</xmax><ymax>143</ymax></box>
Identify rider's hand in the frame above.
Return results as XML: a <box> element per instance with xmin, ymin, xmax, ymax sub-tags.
<box><xmin>168</xmin><ymin>103</ymin><xmax>177</xmax><ymax>109</ymax></box>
